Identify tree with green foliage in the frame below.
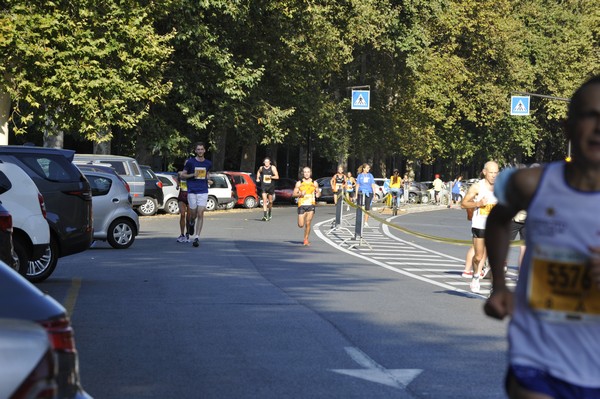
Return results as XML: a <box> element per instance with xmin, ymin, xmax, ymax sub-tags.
<box><xmin>0</xmin><ymin>0</ymin><xmax>173</xmax><ymax>149</ymax></box>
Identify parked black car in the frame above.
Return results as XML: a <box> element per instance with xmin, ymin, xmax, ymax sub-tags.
<box><xmin>315</xmin><ymin>177</ymin><xmax>335</xmax><ymax>203</ymax></box>
<box><xmin>274</xmin><ymin>178</ymin><xmax>298</xmax><ymax>204</ymax></box>
<box><xmin>138</xmin><ymin>165</ymin><xmax>164</xmax><ymax>216</ymax></box>
<box><xmin>0</xmin><ymin>146</ymin><xmax>93</xmax><ymax>282</ymax></box>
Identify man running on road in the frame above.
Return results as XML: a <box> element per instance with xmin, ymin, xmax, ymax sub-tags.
<box><xmin>461</xmin><ymin>161</ymin><xmax>499</xmax><ymax>293</ymax></box>
<box><xmin>178</xmin><ymin>142</ymin><xmax>212</xmax><ymax>248</ymax></box>
<box><xmin>484</xmin><ymin>75</ymin><xmax>600</xmax><ymax>399</ymax></box>
<box><xmin>256</xmin><ymin>157</ymin><xmax>279</xmax><ymax>221</ymax></box>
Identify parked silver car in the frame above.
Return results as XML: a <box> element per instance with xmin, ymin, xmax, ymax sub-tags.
<box><xmin>0</xmin><ymin>260</ymin><xmax>92</xmax><ymax>398</ymax></box>
<box><xmin>156</xmin><ymin>172</ymin><xmax>180</xmax><ymax>214</ymax></box>
<box><xmin>83</xmin><ymin>171</ymin><xmax>139</xmax><ymax>249</ymax></box>
<box><xmin>0</xmin><ymin>318</ymin><xmax>57</xmax><ymax>399</ymax></box>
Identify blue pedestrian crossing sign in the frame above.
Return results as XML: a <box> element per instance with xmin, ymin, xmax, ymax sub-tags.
<box><xmin>511</xmin><ymin>96</ymin><xmax>530</xmax><ymax>116</ymax></box>
<box><xmin>351</xmin><ymin>90</ymin><xmax>370</xmax><ymax>110</ymax></box>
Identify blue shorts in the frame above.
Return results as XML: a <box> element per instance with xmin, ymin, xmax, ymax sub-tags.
<box><xmin>507</xmin><ymin>364</ymin><xmax>600</xmax><ymax>399</ymax></box>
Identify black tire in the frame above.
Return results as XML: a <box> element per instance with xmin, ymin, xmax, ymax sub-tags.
<box><xmin>226</xmin><ymin>201</ymin><xmax>235</xmax><ymax>210</ymax></box>
<box><xmin>205</xmin><ymin>196</ymin><xmax>217</xmax><ymax>211</ymax></box>
<box><xmin>408</xmin><ymin>192</ymin><xmax>418</xmax><ymax>204</ymax></box>
<box><xmin>137</xmin><ymin>198</ymin><xmax>158</xmax><ymax>216</ymax></box>
<box><xmin>25</xmin><ymin>237</ymin><xmax>58</xmax><ymax>283</ymax></box>
<box><xmin>164</xmin><ymin>198</ymin><xmax>179</xmax><ymax>215</ymax></box>
<box><xmin>107</xmin><ymin>218</ymin><xmax>136</xmax><ymax>249</ymax></box>
<box><xmin>12</xmin><ymin>239</ymin><xmax>28</xmax><ymax>276</ymax></box>
<box><xmin>243</xmin><ymin>196</ymin><xmax>257</xmax><ymax>209</ymax></box>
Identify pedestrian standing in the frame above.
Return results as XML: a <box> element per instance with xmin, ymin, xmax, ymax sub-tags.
<box><xmin>293</xmin><ymin>167</ymin><xmax>320</xmax><ymax>246</ymax></box>
<box><xmin>178</xmin><ymin>142</ymin><xmax>212</xmax><ymax>248</ymax></box>
<box><xmin>484</xmin><ymin>75</ymin><xmax>600</xmax><ymax>399</ymax></box>
<box><xmin>432</xmin><ymin>174</ymin><xmax>444</xmax><ymax>204</ymax></box>
<box><xmin>451</xmin><ymin>175</ymin><xmax>463</xmax><ymax>205</ymax></box>
<box><xmin>256</xmin><ymin>157</ymin><xmax>279</xmax><ymax>221</ymax></box>
<box><xmin>355</xmin><ymin>163</ymin><xmax>378</xmax><ymax>227</ymax></box>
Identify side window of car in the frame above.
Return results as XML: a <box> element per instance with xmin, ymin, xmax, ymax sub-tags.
<box><xmin>0</xmin><ymin>171</ymin><xmax>11</xmax><ymax>195</ymax></box>
<box><xmin>88</xmin><ymin>176</ymin><xmax>112</xmax><ymax>196</ymax></box>
<box><xmin>211</xmin><ymin>176</ymin><xmax>226</xmax><ymax>189</ymax></box>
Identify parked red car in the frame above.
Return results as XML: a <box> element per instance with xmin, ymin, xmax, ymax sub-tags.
<box><xmin>222</xmin><ymin>171</ymin><xmax>259</xmax><ymax>208</ymax></box>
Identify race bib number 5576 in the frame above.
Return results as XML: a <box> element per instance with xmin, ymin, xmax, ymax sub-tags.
<box><xmin>528</xmin><ymin>245</ymin><xmax>600</xmax><ymax>322</ymax></box>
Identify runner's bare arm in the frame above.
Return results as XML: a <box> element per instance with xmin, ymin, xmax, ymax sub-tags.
<box><xmin>461</xmin><ymin>184</ymin><xmax>479</xmax><ymax>209</ymax></box>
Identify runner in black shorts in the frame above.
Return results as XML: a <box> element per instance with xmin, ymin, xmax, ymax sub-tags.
<box><xmin>293</xmin><ymin>167</ymin><xmax>320</xmax><ymax>246</ymax></box>
<box><xmin>256</xmin><ymin>157</ymin><xmax>279</xmax><ymax>221</ymax></box>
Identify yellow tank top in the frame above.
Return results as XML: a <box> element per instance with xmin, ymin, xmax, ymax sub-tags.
<box><xmin>298</xmin><ymin>180</ymin><xmax>316</xmax><ymax>206</ymax></box>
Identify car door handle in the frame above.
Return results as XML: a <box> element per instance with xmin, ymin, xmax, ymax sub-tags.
<box><xmin>112</xmin><ymin>198</ymin><xmax>120</xmax><ymax>203</ymax></box>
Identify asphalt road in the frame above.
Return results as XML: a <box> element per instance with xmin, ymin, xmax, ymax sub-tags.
<box><xmin>37</xmin><ymin>203</ymin><xmax>513</xmax><ymax>399</ymax></box>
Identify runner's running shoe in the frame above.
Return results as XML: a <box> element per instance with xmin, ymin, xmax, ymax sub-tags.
<box><xmin>470</xmin><ymin>278</ymin><xmax>480</xmax><ymax>293</ymax></box>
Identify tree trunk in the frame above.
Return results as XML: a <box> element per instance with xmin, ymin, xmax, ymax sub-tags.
<box><xmin>44</xmin><ymin>131</ymin><xmax>64</xmax><ymax>149</ymax></box>
<box><xmin>0</xmin><ymin>90</ymin><xmax>10</xmax><ymax>145</ymax></box>
<box><xmin>94</xmin><ymin>141</ymin><xmax>111</xmax><ymax>154</ymax></box>
<box><xmin>240</xmin><ymin>143</ymin><xmax>256</xmax><ymax>173</ymax></box>
<box><xmin>211</xmin><ymin>130</ymin><xmax>227</xmax><ymax>171</ymax></box>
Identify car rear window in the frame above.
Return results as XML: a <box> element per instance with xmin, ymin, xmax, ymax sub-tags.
<box><xmin>100</xmin><ymin>161</ymin><xmax>127</xmax><ymax>175</ymax></box>
<box><xmin>19</xmin><ymin>154</ymin><xmax>82</xmax><ymax>182</ymax></box>
<box><xmin>87</xmin><ymin>175</ymin><xmax>112</xmax><ymax>196</ymax></box>
<box><xmin>158</xmin><ymin>176</ymin><xmax>174</xmax><ymax>187</ymax></box>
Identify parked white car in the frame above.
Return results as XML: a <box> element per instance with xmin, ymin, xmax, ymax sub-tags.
<box><xmin>0</xmin><ymin>162</ymin><xmax>50</xmax><ymax>274</ymax></box>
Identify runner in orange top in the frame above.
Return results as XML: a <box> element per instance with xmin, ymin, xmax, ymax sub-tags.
<box><xmin>293</xmin><ymin>167</ymin><xmax>321</xmax><ymax>246</ymax></box>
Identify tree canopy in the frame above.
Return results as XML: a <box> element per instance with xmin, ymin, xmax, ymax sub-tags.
<box><xmin>2</xmin><ymin>0</ymin><xmax>599</xmax><ymax>177</ymax></box>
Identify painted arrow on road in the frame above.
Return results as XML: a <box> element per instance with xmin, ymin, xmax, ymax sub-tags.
<box><xmin>331</xmin><ymin>347</ymin><xmax>422</xmax><ymax>389</ymax></box>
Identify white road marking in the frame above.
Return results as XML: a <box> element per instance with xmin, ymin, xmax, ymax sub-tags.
<box><xmin>331</xmin><ymin>347</ymin><xmax>422</xmax><ymax>389</ymax></box>
<box><xmin>314</xmin><ymin>219</ymin><xmax>485</xmax><ymax>299</ymax></box>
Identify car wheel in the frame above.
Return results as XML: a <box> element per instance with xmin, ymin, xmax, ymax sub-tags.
<box><xmin>137</xmin><ymin>198</ymin><xmax>158</xmax><ymax>216</ymax></box>
<box><xmin>12</xmin><ymin>239</ymin><xmax>28</xmax><ymax>276</ymax></box>
<box><xmin>243</xmin><ymin>196</ymin><xmax>257</xmax><ymax>209</ymax></box>
<box><xmin>205</xmin><ymin>196</ymin><xmax>217</xmax><ymax>211</ymax></box>
<box><xmin>164</xmin><ymin>198</ymin><xmax>179</xmax><ymax>215</ymax></box>
<box><xmin>25</xmin><ymin>237</ymin><xmax>58</xmax><ymax>283</ymax></box>
<box><xmin>226</xmin><ymin>201</ymin><xmax>235</xmax><ymax>210</ymax></box>
<box><xmin>107</xmin><ymin>218</ymin><xmax>136</xmax><ymax>249</ymax></box>
<box><xmin>408</xmin><ymin>192</ymin><xmax>418</xmax><ymax>204</ymax></box>
<box><xmin>421</xmin><ymin>194</ymin><xmax>430</xmax><ymax>204</ymax></box>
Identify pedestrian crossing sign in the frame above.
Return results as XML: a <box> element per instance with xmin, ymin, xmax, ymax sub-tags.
<box><xmin>352</xmin><ymin>90</ymin><xmax>370</xmax><ymax>110</ymax></box>
<box><xmin>510</xmin><ymin>96</ymin><xmax>530</xmax><ymax>116</ymax></box>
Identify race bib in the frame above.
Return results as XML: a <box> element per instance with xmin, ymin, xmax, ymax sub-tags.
<box><xmin>194</xmin><ymin>167</ymin><xmax>207</xmax><ymax>179</ymax></box>
<box><xmin>263</xmin><ymin>175</ymin><xmax>272</xmax><ymax>183</ymax></box>
<box><xmin>478</xmin><ymin>203</ymin><xmax>495</xmax><ymax>216</ymax></box>
<box><xmin>527</xmin><ymin>245</ymin><xmax>600</xmax><ymax>322</ymax></box>
<box><xmin>179</xmin><ymin>180</ymin><xmax>188</xmax><ymax>191</ymax></box>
